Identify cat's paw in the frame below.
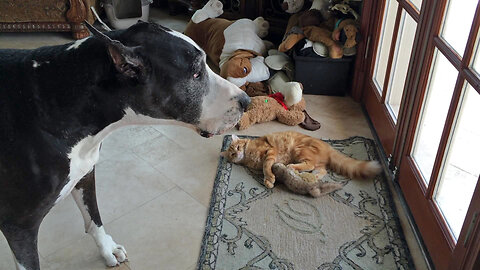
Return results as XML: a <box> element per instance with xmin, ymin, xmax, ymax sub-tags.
<box><xmin>264</xmin><ymin>177</ymin><xmax>275</xmax><ymax>189</ymax></box>
<box><xmin>286</xmin><ymin>164</ymin><xmax>296</xmax><ymax>170</ymax></box>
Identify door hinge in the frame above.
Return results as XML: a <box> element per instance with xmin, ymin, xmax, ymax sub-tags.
<box><xmin>464</xmin><ymin>211</ymin><xmax>479</xmax><ymax>247</ymax></box>
<box><xmin>387</xmin><ymin>154</ymin><xmax>398</xmax><ymax>179</ymax></box>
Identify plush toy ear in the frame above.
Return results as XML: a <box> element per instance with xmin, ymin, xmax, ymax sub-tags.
<box><xmin>231</xmin><ymin>134</ymin><xmax>240</xmax><ymax>141</ymax></box>
<box><xmin>231</xmin><ymin>49</ymin><xmax>259</xmax><ymax>59</ymax></box>
<box><xmin>84</xmin><ymin>21</ymin><xmax>145</xmax><ymax>79</ymax></box>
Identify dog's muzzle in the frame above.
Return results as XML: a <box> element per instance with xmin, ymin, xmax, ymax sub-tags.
<box><xmin>238</xmin><ymin>94</ymin><xmax>251</xmax><ymax>112</ymax></box>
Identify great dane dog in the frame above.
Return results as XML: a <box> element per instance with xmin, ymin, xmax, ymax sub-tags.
<box><xmin>0</xmin><ymin>21</ymin><xmax>250</xmax><ymax>270</ymax></box>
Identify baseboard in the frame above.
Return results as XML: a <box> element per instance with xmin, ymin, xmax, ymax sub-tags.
<box><xmin>361</xmin><ymin>105</ymin><xmax>435</xmax><ymax>270</ymax></box>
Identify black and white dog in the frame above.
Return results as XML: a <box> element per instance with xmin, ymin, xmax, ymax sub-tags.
<box><xmin>0</xmin><ymin>21</ymin><xmax>250</xmax><ymax>270</ymax></box>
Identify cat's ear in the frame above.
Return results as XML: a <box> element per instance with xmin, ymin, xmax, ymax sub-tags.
<box><xmin>231</xmin><ymin>134</ymin><xmax>240</xmax><ymax>142</ymax></box>
<box><xmin>220</xmin><ymin>151</ymin><xmax>228</xmax><ymax>158</ymax></box>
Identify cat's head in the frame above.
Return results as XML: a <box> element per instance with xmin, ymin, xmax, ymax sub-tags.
<box><xmin>221</xmin><ymin>134</ymin><xmax>248</xmax><ymax>163</ymax></box>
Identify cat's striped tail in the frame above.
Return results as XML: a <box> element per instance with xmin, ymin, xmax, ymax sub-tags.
<box><xmin>327</xmin><ymin>148</ymin><xmax>382</xmax><ymax>180</ymax></box>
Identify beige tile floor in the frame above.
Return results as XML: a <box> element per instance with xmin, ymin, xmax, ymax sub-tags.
<box><xmin>0</xmin><ymin>8</ymin><xmax>428</xmax><ymax>270</ymax></box>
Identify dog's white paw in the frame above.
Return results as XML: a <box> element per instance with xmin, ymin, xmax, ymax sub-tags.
<box><xmin>98</xmin><ymin>234</ymin><xmax>127</xmax><ymax>267</ymax></box>
<box><xmin>206</xmin><ymin>0</ymin><xmax>224</xmax><ymax>18</ymax></box>
<box><xmin>254</xmin><ymin>17</ymin><xmax>269</xmax><ymax>38</ymax></box>
<box><xmin>192</xmin><ymin>0</ymin><xmax>223</xmax><ymax>23</ymax></box>
<box><xmin>88</xmin><ymin>225</ymin><xmax>127</xmax><ymax>267</ymax></box>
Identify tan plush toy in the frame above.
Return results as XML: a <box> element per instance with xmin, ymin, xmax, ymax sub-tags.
<box><xmin>237</xmin><ymin>95</ymin><xmax>306</xmax><ymax>130</ymax></box>
<box><xmin>184</xmin><ymin>0</ymin><xmax>270</xmax><ymax>87</ymax></box>
<box><xmin>272</xmin><ymin>163</ymin><xmax>343</xmax><ymax>197</ymax></box>
<box><xmin>278</xmin><ymin>0</ymin><xmax>354</xmax><ymax>59</ymax></box>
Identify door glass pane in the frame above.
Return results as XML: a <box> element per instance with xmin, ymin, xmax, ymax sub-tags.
<box><xmin>411</xmin><ymin>50</ymin><xmax>458</xmax><ymax>183</ymax></box>
<box><xmin>434</xmin><ymin>84</ymin><xmax>480</xmax><ymax>239</ymax></box>
<box><xmin>373</xmin><ymin>0</ymin><xmax>398</xmax><ymax>96</ymax></box>
<box><xmin>470</xmin><ymin>28</ymin><xmax>480</xmax><ymax>75</ymax></box>
<box><xmin>441</xmin><ymin>0</ymin><xmax>478</xmax><ymax>56</ymax></box>
<box><xmin>409</xmin><ymin>0</ymin><xmax>422</xmax><ymax>11</ymax></box>
<box><xmin>385</xmin><ymin>11</ymin><xmax>417</xmax><ymax>122</ymax></box>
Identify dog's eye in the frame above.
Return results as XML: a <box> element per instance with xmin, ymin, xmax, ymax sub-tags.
<box><xmin>243</xmin><ymin>67</ymin><xmax>248</xmax><ymax>74</ymax></box>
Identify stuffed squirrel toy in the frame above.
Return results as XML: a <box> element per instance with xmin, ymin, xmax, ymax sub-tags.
<box><xmin>272</xmin><ymin>163</ymin><xmax>343</xmax><ymax>197</ymax></box>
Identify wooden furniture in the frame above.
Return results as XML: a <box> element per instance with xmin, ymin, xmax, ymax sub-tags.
<box><xmin>0</xmin><ymin>0</ymin><xmax>100</xmax><ymax>40</ymax></box>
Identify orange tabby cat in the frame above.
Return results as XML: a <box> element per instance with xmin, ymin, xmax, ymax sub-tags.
<box><xmin>222</xmin><ymin>131</ymin><xmax>382</xmax><ymax>188</ymax></box>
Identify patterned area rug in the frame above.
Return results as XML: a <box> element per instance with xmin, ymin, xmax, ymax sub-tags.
<box><xmin>198</xmin><ymin>135</ymin><xmax>413</xmax><ymax>270</ymax></box>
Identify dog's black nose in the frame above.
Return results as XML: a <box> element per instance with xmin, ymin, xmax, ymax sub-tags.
<box><xmin>238</xmin><ymin>94</ymin><xmax>251</xmax><ymax>112</ymax></box>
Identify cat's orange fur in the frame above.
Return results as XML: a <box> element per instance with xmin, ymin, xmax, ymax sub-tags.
<box><xmin>222</xmin><ymin>131</ymin><xmax>382</xmax><ymax>188</ymax></box>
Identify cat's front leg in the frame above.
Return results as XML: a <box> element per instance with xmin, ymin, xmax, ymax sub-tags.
<box><xmin>287</xmin><ymin>161</ymin><xmax>315</xmax><ymax>172</ymax></box>
<box><xmin>263</xmin><ymin>150</ymin><xmax>277</xmax><ymax>188</ymax></box>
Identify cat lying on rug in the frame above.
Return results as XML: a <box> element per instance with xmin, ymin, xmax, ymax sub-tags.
<box><xmin>221</xmin><ymin>131</ymin><xmax>382</xmax><ymax>189</ymax></box>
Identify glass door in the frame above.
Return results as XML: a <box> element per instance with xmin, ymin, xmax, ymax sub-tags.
<box><xmin>397</xmin><ymin>0</ymin><xmax>480</xmax><ymax>268</ymax></box>
<box><xmin>357</xmin><ymin>0</ymin><xmax>480</xmax><ymax>269</ymax></box>
<box><xmin>361</xmin><ymin>0</ymin><xmax>421</xmax><ymax>155</ymax></box>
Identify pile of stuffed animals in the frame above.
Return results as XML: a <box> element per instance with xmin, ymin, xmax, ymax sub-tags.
<box><xmin>184</xmin><ymin>0</ymin><xmax>360</xmax><ymax>131</ymax></box>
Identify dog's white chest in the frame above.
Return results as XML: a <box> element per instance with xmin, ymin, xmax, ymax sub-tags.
<box><xmin>56</xmin><ymin>136</ymin><xmax>101</xmax><ymax>203</ymax></box>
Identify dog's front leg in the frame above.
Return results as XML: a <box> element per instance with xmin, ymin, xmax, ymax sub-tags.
<box><xmin>1</xmin><ymin>223</ymin><xmax>40</xmax><ymax>270</ymax></box>
<box><xmin>72</xmin><ymin>168</ymin><xmax>127</xmax><ymax>267</ymax></box>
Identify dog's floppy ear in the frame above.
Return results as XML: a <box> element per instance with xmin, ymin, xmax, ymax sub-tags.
<box><xmin>220</xmin><ymin>50</ymin><xmax>258</xmax><ymax>79</ymax></box>
<box><xmin>84</xmin><ymin>21</ymin><xmax>145</xmax><ymax>79</ymax></box>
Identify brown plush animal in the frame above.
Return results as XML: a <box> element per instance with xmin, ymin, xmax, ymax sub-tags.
<box><xmin>237</xmin><ymin>96</ymin><xmax>306</xmax><ymax>130</ymax></box>
<box><xmin>278</xmin><ymin>0</ymin><xmax>360</xmax><ymax>59</ymax></box>
<box><xmin>184</xmin><ymin>0</ymin><xmax>270</xmax><ymax>87</ymax></box>
<box><xmin>272</xmin><ymin>163</ymin><xmax>343</xmax><ymax>197</ymax></box>
<box><xmin>279</xmin><ymin>15</ymin><xmax>343</xmax><ymax>58</ymax></box>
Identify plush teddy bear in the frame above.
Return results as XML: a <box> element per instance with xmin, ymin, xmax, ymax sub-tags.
<box><xmin>272</xmin><ymin>163</ymin><xmax>343</xmax><ymax>197</ymax></box>
<box><xmin>237</xmin><ymin>94</ymin><xmax>306</xmax><ymax>130</ymax></box>
<box><xmin>332</xmin><ymin>18</ymin><xmax>359</xmax><ymax>56</ymax></box>
<box><xmin>184</xmin><ymin>0</ymin><xmax>271</xmax><ymax>87</ymax></box>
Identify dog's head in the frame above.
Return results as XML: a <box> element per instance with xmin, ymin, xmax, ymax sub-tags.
<box><xmin>85</xmin><ymin>21</ymin><xmax>250</xmax><ymax>137</ymax></box>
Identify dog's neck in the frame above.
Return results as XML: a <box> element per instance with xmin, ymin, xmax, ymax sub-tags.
<box><xmin>4</xmin><ymin>38</ymin><xmax>140</xmax><ymax>146</ymax></box>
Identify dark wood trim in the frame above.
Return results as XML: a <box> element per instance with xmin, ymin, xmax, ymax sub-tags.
<box><xmin>449</xmin><ymin>177</ymin><xmax>480</xmax><ymax>269</ymax></box>
<box><xmin>0</xmin><ymin>0</ymin><xmax>90</xmax><ymax>40</ymax></box>
<box><xmin>360</xmin><ymin>0</ymin><xmax>387</xmax><ymax>99</ymax></box>
<box><xmin>464</xmin><ymin>68</ymin><xmax>480</xmax><ymax>93</ymax></box>
<box><xmin>399</xmin><ymin>157</ymin><xmax>452</xmax><ymax>269</ymax></box>
<box><xmin>351</xmin><ymin>0</ymin><xmax>377</xmax><ymax>101</ymax></box>
<box><xmin>66</xmin><ymin>0</ymin><xmax>89</xmax><ymax>39</ymax></box>
<box><xmin>424</xmin><ymin>74</ymin><xmax>465</xmax><ymax>199</ymax></box>
<box><xmin>396</xmin><ymin>0</ymin><xmax>448</xmax><ymax>170</ymax></box>
<box><xmin>392</xmin><ymin>0</ymin><xmax>437</xmax><ymax>167</ymax></box>
<box><xmin>0</xmin><ymin>22</ymin><xmax>72</xmax><ymax>32</ymax></box>
<box><xmin>461</xmin><ymin>1</ymin><xmax>480</xmax><ymax>68</ymax></box>
<box><xmin>381</xmin><ymin>5</ymin><xmax>403</xmax><ymax>102</ymax></box>
<box><xmin>363</xmin><ymin>80</ymin><xmax>396</xmax><ymax>155</ymax></box>
<box><xmin>435</xmin><ymin>37</ymin><xmax>463</xmax><ymax>69</ymax></box>
<box><xmin>398</xmin><ymin>0</ymin><xmax>420</xmax><ymax>22</ymax></box>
